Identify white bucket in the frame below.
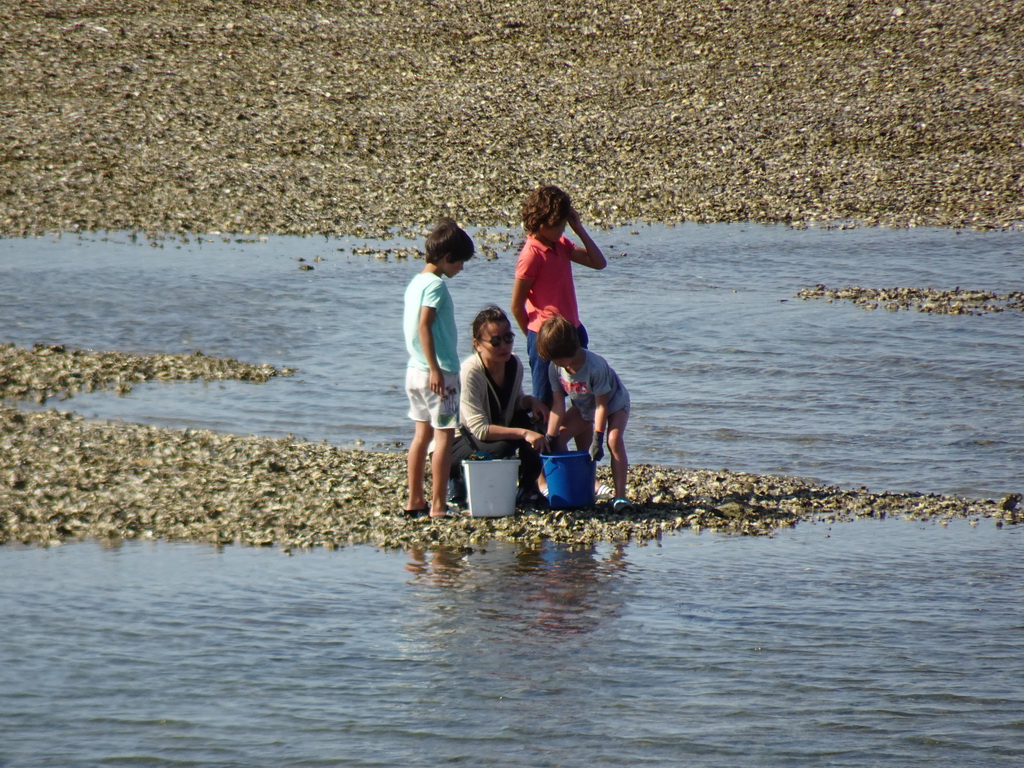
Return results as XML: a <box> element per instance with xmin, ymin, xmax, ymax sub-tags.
<box><xmin>462</xmin><ymin>459</ymin><xmax>520</xmax><ymax>517</ymax></box>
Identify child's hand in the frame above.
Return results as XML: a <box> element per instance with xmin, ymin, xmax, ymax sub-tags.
<box><xmin>544</xmin><ymin>432</ymin><xmax>560</xmax><ymax>452</ymax></box>
<box><xmin>428</xmin><ymin>368</ymin><xmax>445</xmax><ymax>396</ymax></box>
<box><xmin>566</xmin><ymin>207</ymin><xmax>582</xmax><ymax>231</ymax></box>
<box><xmin>589</xmin><ymin>431</ymin><xmax>605</xmax><ymax>463</ymax></box>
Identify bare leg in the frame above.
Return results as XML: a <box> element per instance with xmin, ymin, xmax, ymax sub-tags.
<box><xmin>606</xmin><ymin>409</ymin><xmax>630</xmax><ymax>499</ymax></box>
<box><xmin>429</xmin><ymin>427</ymin><xmax>455</xmax><ymax>516</ymax></box>
<box><xmin>406</xmin><ymin>420</ymin><xmax>432</xmax><ymax>510</ymax></box>
<box><xmin>556</xmin><ymin>406</ymin><xmax>593</xmax><ymax>453</ymax></box>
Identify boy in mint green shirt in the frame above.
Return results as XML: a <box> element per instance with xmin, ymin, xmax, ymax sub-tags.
<box><xmin>403</xmin><ymin>218</ymin><xmax>474</xmax><ymax>517</ymax></box>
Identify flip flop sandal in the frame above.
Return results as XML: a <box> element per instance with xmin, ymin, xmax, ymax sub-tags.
<box><xmin>428</xmin><ymin>504</ymin><xmax>457</xmax><ymax>518</ymax></box>
<box><xmin>429</xmin><ymin>510</ymin><xmax>459</xmax><ymax>519</ymax></box>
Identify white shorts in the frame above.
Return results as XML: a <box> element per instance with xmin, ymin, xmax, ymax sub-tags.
<box><xmin>406</xmin><ymin>367</ymin><xmax>460</xmax><ymax>430</ymax></box>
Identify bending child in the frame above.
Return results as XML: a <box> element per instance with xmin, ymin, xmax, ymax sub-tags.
<box><xmin>402</xmin><ymin>218</ymin><xmax>474</xmax><ymax>517</ymax></box>
<box><xmin>536</xmin><ymin>314</ymin><xmax>632</xmax><ymax>512</ymax></box>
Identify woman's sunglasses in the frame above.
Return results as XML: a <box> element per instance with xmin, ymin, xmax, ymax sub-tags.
<box><xmin>482</xmin><ymin>332</ymin><xmax>515</xmax><ymax>347</ymax></box>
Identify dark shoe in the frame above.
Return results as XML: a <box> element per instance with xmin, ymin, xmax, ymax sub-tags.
<box><xmin>401</xmin><ymin>505</ymin><xmax>430</xmax><ymax>518</ymax></box>
<box><xmin>516</xmin><ymin>486</ymin><xmax>547</xmax><ymax>508</ymax></box>
<box><xmin>447</xmin><ymin>477</ymin><xmax>467</xmax><ymax>508</ymax></box>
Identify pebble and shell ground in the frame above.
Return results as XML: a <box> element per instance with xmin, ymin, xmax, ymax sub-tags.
<box><xmin>1</xmin><ymin>1</ymin><xmax>1022</xmax><ymax>236</ymax></box>
<box><xmin>1</xmin><ymin>344</ymin><xmax>1018</xmax><ymax>550</ymax></box>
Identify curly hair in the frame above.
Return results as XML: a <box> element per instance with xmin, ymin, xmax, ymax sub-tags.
<box><xmin>535</xmin><ymin>314</ymin><xmax>579</xmax><ymax>361</ymax></box>
<box><xmin>521</xmin><ymin>185</ymin><xmax>572</xmax><ymax>234</ymax></box>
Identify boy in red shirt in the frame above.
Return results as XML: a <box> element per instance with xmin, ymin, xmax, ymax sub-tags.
<box><xmin>510</xmin><ymin>185</ymin><xmax>607</xmax><ymax>406</ymax></box>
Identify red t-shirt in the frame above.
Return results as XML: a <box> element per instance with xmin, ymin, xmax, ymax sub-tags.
<box><xmin>515</xmin><ymin>235</ymin><xmax>580</xmax><ymax>332</ymax></box>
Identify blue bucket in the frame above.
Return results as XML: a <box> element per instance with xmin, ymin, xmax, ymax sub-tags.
<box><xmin>541</xmin><ymin>451</ymin><xmax>596</xmax><ymax>509</ymax></box>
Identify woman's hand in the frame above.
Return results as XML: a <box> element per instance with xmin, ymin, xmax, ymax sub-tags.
<box><xmin>524</xmin><ymin>430</ymin><xmax>548</xmax><ymax>452</ymax></box>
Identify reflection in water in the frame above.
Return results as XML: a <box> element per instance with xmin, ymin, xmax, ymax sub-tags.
<box><xmin>405</xmin><ymin>545</ymin><xmax>469</xmax><ymax>587</ymax></box>
<box><xmin>398</xmin><ymin>542</ymin><xmax>636</xmax><ymax>732</ymax></box>
<box><xmin>405</xmin><ymin>542</ymin><xmax>629</xmax><ymax>639</ymax></box>
<box><xmin>3</xmin><ymin>527</ymin><xmax>1022</xmax><ymax>767</ymax></box>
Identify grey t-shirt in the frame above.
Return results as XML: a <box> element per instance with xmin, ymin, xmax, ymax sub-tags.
<box><xmin>548</xmin><ymin>350</ymin><xmax>629</xmax><ymax>421</ymax></box>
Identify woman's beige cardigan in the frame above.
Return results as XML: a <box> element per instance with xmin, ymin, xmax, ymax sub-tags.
<box><xmin>459</xmin><ymin>352</ymin><xmax>529</xmax><ymax>442</ymax></box>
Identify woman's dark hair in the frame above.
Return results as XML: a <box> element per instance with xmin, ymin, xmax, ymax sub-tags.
<box><xmin>471</xmin><ymin>304</ymin><xmax>510</xmax><ymax>341</ymax></box>
<box><xmin>521</xmin><ymin>185</ymin><xmax>572</xmax><ymax>234</ymax></box>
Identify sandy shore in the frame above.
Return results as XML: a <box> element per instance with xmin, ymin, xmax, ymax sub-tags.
<box><xmin>1</xmin><ymin>344</ymin><xmax>1019</xmax><ymax>550</ymax></box>
<box><xmin>1</xmin><ymin>1</ymin><xmax>1022</xmax><ymax>236</ymax></box>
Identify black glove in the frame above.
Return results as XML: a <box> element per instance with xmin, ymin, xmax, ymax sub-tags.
<box><xmin>589</xmin><ymin>431</ymin><xmax>605</xmax><ymax>463</ymax></box>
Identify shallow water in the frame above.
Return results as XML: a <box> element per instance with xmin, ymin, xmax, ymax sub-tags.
<box><xmin>3</xmin><ymin>225</ymin><xmax>1023</xmax><ymax>766</ymax></box>
<box><xmin>1</xmin><ymin>520</ymin><xmax>1022</xmax><ymax>767</ymax></box>
<box><xmin>2</xmin><ymin>224</ymin><xmax>1022</xmax><ymax>497</ymax></box>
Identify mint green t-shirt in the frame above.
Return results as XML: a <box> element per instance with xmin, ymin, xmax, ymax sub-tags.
<box><xmin>403</xmin><ymin>271</ymin><xmax>459</xmax><ymax>374</ymax></box>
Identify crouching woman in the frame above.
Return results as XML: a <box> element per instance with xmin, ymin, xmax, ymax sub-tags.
<box><xmin>449</xmin><ymin>305</ymin><xmax>550</xmax><ymax>506</ymax></box>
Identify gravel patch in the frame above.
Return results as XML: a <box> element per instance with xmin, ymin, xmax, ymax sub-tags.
<box><xmin>796</xmin><ymin>285</ymin><xmax>1024</xmax><ymax>314</ymax></box>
